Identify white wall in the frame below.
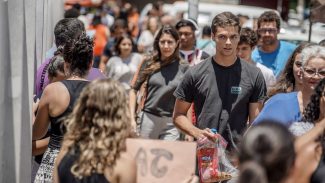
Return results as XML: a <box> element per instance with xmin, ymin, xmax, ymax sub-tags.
<box><xmin>0</xmin><ymin>0</ymin><xmax>63</xmax><ymax>182</ymax></box>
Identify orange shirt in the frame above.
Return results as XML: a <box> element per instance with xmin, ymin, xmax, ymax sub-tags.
<box><xmin>88</xmin><ymin>24</ymin><xmax>108</xmax><ymax>56</ymax></box>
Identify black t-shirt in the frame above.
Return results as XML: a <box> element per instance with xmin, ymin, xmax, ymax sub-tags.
<box><xmin>174</xmin><ymin>57</ymin><xmax>266</xmax><ymax>139</ymax></box>
<box><xmin>144</xmin><ymin>61</ymin><xmax>188</xmax><ymax>117</ymax></box>
<box><xmin>133</xmin><ymin>60</ymin><xmax>189</xmax><ymax>117</ymax></box>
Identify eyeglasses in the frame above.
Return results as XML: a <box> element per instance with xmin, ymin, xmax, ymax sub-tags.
<box><xmin>215</xmin><ymin>34</ymin><xmax>239</xmax><ymax>42</ymax></box>
<box><xmin>159</xmin><ymin>40</ymin><xmax>176</xmax><ymax>46</ymax></box>
<box><xmin>294</xmin><ymin>60</ymin><xmax>303</xmax><ymax>68</ymax></box>
<box><xmin>303</xmin><ymin>67</ymin><xmax>325</xmax><ymax>78</ymax></box>
<box><xmin>257</xmin><ymin>28</ymin><xmax>277</xmax><ymax>34</ymax></box>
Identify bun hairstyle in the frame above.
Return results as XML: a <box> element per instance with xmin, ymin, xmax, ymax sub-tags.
<box><xmin>238</xmin><ymin>122</ymin><xmax>295</xmax><ymax>183</ymax></box>
<box><xmin>238</xmin><ymin>161</ymin><xmax>267</xmax><ymax>183</ymax></box>
<box><xmin>63</xmin><ymin>33</ymin><xmax>94</xmax><ymax>77</ymax></box>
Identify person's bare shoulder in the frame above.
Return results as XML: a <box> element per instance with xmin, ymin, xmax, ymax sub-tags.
<box><xmin>109</xmin><ymin>151</ymin><xmax>137</xmax><ymax>183</ymax></box>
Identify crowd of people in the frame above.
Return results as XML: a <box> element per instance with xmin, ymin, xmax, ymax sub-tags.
<box><xmin>31</xmin><ymin>1</ymin><xmax>325</xmax><ymax>183</ymax></box>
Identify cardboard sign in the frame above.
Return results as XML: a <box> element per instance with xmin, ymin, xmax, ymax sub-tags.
<box><xmin>126</xmin><ymin>138</ymin><xmax>197</xmax><ymax>183</ymax></box>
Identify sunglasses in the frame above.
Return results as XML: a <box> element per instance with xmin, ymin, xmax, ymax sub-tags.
<box><xmin>257</xmin><ymin>28</ymin><xmax>277</xmax><ymax>34</ymax></box>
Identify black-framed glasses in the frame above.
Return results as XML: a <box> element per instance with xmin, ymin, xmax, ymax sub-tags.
<box><xmin>303</xmin><ymin>67</ymin><xmax>325</xmax><ymax>78</ymax></box>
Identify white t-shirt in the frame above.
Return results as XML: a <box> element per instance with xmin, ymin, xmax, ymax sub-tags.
<box><xmin>137</xmin><ymin>30</ymin><xmax>155</xmax><ymax>53</ymax></box>
<box><xmin>255</xmin><ymin>62</ymin><xmax>276</xmax><ymax>88</ymax></box>
<box><xmin>106</xmin><ymin>53</ymin><xmax>142</xmax><ymax>90</ymax></box>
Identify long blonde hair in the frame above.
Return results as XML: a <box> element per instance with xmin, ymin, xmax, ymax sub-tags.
<box><xmin>63</xmin><ymin>78</ymin><xmax>131</xmax><ymax>179</ymax></box>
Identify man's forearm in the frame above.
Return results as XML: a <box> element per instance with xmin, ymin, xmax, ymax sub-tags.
<box><xmin>174</xmin><ymin>114</ymin><xmax>201</xmax><ymax>139</ymax></box>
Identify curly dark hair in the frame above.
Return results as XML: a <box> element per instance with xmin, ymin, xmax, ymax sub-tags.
<box><xmin>303</xmin><ymin>78</ymin><xmax>325</xmax><ymax>123</ymax></box>
<box><xmin>48</xmin><ymin>47</ymin><xmax>64</xmax><ymax>79</ymax></box>
<box><xmin>54</xmin><ymin>18</ymin><xmax>85</xmax><ymax>47</ymax></box>
<box><xmin>239</xmin><ymin>27</ymin><xmax>258</xmax><ymax>48</ymax></box>
<box><xmin>63</xmin><ymin>79</ymin><xmax>131</xmax><ymax>179</ymax></box>
<box><xmin>63</xmin><ymin>33</ymin><xmax>94</xmax><ymax>77</ymax></box>
<box><xmin>257</xmin><ymin>11</ymin><xmax>281</xmax><ymax>30</ymax></box>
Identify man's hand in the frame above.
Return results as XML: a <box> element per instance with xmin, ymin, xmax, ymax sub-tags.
<box><xmin>194</xmin><ymin>128</ymin><xmax>216</xmax><ymax>142</ymax></box>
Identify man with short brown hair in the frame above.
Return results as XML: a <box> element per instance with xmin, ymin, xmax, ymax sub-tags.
<box><xmin>173</xmin><ymin>12</ymin><xmax>266</xmax><ymax>148</ymax></box>
<box><xmin>252</xmin><ymin>11</ymin><xmax>296</xmax><ymax>77</ymax></box>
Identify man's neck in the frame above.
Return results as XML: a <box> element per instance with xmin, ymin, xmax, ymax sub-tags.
<box><xmin>247</xmin><ymin>58</ymin><xmax>255</xmax><ymax>64</ymax></box>
<box><xmin>261</xmin><ymin>40</ymin><xmax>279</xmax><ymax>53</ymax></box>
<box><xmin>180</xmin><ymin>45</ymin><xmax>195</xmax><ymax>51</ymax></box>
<box><xmin>214</xmin><ymin>53</ymin><xmax>237</xmax><ymax>67</ymax></box>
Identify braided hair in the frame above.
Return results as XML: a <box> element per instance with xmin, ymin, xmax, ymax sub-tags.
<box><xmin>303</xmin><ymin>78</ymin><xmax>325</xmax><ymax>122</ymax></box>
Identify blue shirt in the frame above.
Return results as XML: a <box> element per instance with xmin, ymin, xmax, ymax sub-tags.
<box><xmin>252</xmin><ymin>41</ymin><xmax>296</xmax><ymax>77</ymax></box>
<box><xmin>252</xmin><ymin>92</ymin><xmax>302</xmax><ymax>126</ymax></box>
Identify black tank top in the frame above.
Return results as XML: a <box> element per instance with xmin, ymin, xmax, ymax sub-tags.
<box><xmin>58</xmin><ymin>149</ymin><xmax>109</xmax><ymax>183</ymax></box>
<box><xmin>48</xmin><ymin>80</ymin><xmax>89</xmax><ymax>149</ymax></box>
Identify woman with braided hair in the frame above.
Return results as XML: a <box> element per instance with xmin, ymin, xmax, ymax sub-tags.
<box><xmin>33</xmin><ymin>33</ymin><xmax>93</xmax><ymax>182</ymax></box>
<box><xmin>289</xmin><ymin>78</ymin><xmax>325</xmax><ymax>182</ymax></box>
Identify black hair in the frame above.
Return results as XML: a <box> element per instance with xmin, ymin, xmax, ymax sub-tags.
<box><xmin>48</xmin><ymin>47</ymin><xmax>65</xmax><ymax>79</ymax></box>
<box><xmin>63</xmin><ymin>33</ymin><xmax>94</xmax><ymax>77</ymax></box>
<box><xmin>54</xmin><ymin>18</ymin><xmax>85</xmax><ymax>47</ymax></box>
<box><xmin>303</xmin><ymin>78</ymin><xmax>325</xmax><ymax>122</ymax></box>
<box><xmin>175</xmin><ymin>19</ymin><xmax>197</xmax><ymax>31</ymax></box>
<box><xmin>239</xmin><ymin>122</ymin><xmax>295</xmax><ymax>183</ymax></box>
<box><xmin>114</xmin><ymin>34</ymin><xmax>134</xmax><ymax>56</ymax></box>
<box><xmin>211</xmin><ymin>12</ymin><xmax>241</xmax><ymax>34</ymax></box>
<box><xmin>257</xmin><ymin>11</ymin><xmax>281</xmax><ymax>30</ymax></box>
<box><xmin>202</xmin><ymin>25</ymin><xmax>211</xmax><ymax>36</ymax></box>
<box><xmin>111</xmin><ymin>18</ymin><xmax>128</xmax><ymax>32</ymax></box>
<box><xmin>64</xmin><ymin>8</ymin><xmax>80</xmax><ymax>18</ymax></box>
<box><xmin>239</xmin><ymin>27</ymin><xmax>258</xmax><ymax>48</ymax></box>
<box><xmin>91</xmin><ymin>15</ymin><xmax>102</xmax><ymax>26</ymax></box>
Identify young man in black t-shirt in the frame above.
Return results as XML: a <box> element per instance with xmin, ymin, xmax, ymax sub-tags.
<box><xmin>173</xmin><ymin>12</ymin><xmax>266</xmax><ymax>147</ymax></box>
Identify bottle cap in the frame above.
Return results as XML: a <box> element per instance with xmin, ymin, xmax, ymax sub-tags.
<box><xmin>211</xmin><ymin>128</ymin><xmax>217</xmax><ymax>134</ymax></box>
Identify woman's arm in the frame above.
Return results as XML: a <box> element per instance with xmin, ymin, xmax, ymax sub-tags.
<box><xmin>32</xmin><ymin>137</ymin><xmax>50</xmax><ymax>156</ymax></box>
<box><xmin>129</xmin><ymin>89</ymin><xmax>138</xmax><ymax>130</ymax></box>
<box><xmin>33</xmin><ymin>86</ymin><xmax>51</xmax><ymax>140</ymax></box>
